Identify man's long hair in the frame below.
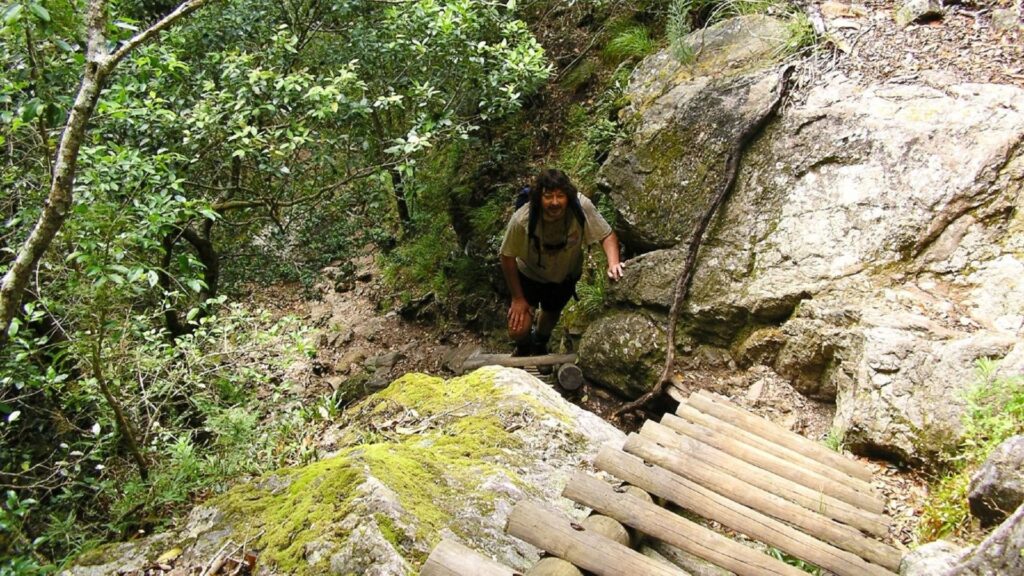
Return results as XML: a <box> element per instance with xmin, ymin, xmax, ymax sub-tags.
<box><xmin>527</xmin><ymin>168</ymin><xmax>587</xmax><ymax>267</ymax></box>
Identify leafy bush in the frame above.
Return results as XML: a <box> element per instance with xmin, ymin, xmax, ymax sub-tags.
<box><xmin>1</xmin><ymin>304</ymin><xmax>327</xmax><ymax>565</ymax></box>
<box><xmin>918</xmin><ymin>359</ymin><xmax>1024</xmax><ymax>542</ymax></box>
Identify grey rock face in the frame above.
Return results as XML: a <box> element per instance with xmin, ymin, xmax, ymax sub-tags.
<box><xmin>969</xmin><ymin>435</ymin><xmax>1024</xmax><ymax>527</ymax></box>
<box><xmin>600</xmin><ymin>15</ymin><xmax>789</xmax><ymax>252</ymax></box>
<box><xmin>585</xmin><ymin>13</ymin><xmax>1024</xmax><ymax>463</ymax></box>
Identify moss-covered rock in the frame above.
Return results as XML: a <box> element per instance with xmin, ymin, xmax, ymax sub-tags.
<box><xmin>577</xmin><ymin>310</ymin><xmax>673</xmax><ymax>398</ymax></box>
<box><xmin>63</xmin><ymin>368</ymin><xmax>624</xmax><ymax>575</ymax></box>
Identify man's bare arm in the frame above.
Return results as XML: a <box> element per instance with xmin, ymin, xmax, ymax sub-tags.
<box><xmin>602</xmin><ymin>232</ymin><xmax>624</xmax><ymax>281</ymax></box>
<box><xmin>501</xmin><ymin>255</ymin><xmax>532</xmax><ymax>335</ymax></box>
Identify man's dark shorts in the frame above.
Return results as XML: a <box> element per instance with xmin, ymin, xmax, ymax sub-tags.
<box><xmin>518</xmin><ymin>270</ymin><xmax>577</xmax><ymax>314</ymax></box>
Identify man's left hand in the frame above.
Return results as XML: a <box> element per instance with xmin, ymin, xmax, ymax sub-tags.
<box><xmin>607</xmin><ymin>262</ymin><xmax>625</xmax><ymax>281</ymax></box>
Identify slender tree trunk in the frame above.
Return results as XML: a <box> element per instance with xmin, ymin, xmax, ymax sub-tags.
<box><xmin>159</xmin><ymin>224</ymin><xmax>219</xmax><ymax>337</ymax></box>
<box><xmin>91</xmin><ymin>314</ymin><xmax>148</xmax><ymax>480</ymax></box>
<box><xmin>0</xmin><ymin>0</ymin><xmax>215</xmax><ymax>349</ymax></box>
<box><xmin>0</xmin><ymin>0</ymin><xmax>108</xmax><ymax>348</ymax></box>
<box><xmin>391</xmin><ymin>166</ymin><xmax>411</xmax><ymax>232</ymax></box>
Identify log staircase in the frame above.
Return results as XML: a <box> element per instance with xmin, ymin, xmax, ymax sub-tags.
<box><xmin>421</xmin><ymin>390</ymin><xmax>904</xmax><ymax>576</ymax></box>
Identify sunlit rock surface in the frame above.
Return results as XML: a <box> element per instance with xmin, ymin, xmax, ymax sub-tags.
<box><xmin>588</xmin><ymin>13</ymin><xmax>1024</xmax><ymax>464</ymax></box>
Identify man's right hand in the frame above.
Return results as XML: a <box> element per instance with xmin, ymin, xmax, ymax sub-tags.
<box><xmin>507</xmin><ymin>297</ymin><xmax>533</xmax><ymax>334</ymax></box>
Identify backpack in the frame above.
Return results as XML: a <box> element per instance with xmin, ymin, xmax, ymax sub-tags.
<box><xmin>515</xmin><ymin>186</ymin><xmax>531</xmax><ymax>210</ymax></box>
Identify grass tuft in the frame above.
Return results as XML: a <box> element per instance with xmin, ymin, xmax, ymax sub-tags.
<box><xmin>918</xmin><ymin>359</ymin><xmax>1024</xmax><ymax>542</ymax></box>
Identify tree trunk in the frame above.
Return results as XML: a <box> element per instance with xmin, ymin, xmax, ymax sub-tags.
<box><xmin>391</xmin><ymin>166</ymin><xmax>411</xmax><ymax>233</ymax></box>
<box><xmin>160</xmin><ymin>224</ymin><xmax>220</xmax><ymax>338</ymax></box>
<box><xmin>0</xmin><ymin>0</ymin><xmax>215</xmax><ymax>348</ymax></box>
<box><xmin>0</xmin><ymin>0</ymin><xmax>108</xmax><ymax>348</ymax></box>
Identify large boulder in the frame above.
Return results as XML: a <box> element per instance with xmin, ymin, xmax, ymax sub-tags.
<box><xmin>947</xmin><ymin>503</ymin><xmax>1024</xmax><ymax>575</ymax></box>
<box><xmin>577</xmin><ymin>310</ymin><xmax>669</xmax><ymax>399</ymax></box>
<box><xmin>901</xmin><ymin>505</ymin><xmax>1024</xmax><ymax>575</ymax></box>
<box><xmin>63</xmin><ymin>368</ymin><xmax>624</xmax><ymax>575</ymax></box>
<box><xmin>585</xmin><ymin>12</ymin><xmax>1024</xmax><ymax>463</ymax></box>
<box><xmin>601</xmin><ymin>15</ymin><xmax>790</xmax><ymax>253</ymax></box>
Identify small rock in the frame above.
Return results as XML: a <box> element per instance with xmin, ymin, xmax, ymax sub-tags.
<box><xmin>326</xmin><ymin>376</ymin><xmax>347</xmax><ymax>391</ymax></box>
<box><xmin>991</xmin><ymin>8</ymin><xmax>1020</xmax><ymax>34</ymax></box>
<box><xmin>895</xmin><ymin>0</ymin><xmax>943</xmax><ymax>27</ymax></box>
<box><xmin>900</xmin><ymin>540</ymin><xmax>964</xmax><ymax>576</ymax></box>
<box><xmin>969</xmin><ymin>435</ymin><xmax>1024</xmax><ymax>527</ymax></box>
<box><xmin>746</xmin><ymin>379</ymin><xmax>765</xmax><ymax>403</ymax></box>
<box><xmin>366</xmin><ymin>351</ymin><xmax>405</xmax><ymax>370</ymax></box>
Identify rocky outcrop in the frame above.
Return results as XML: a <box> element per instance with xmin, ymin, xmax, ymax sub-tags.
<box><xmin>64</xmin><ymin>368</ymin><xmax>624</xmax><ymax>575</ymax></box>
<box><xmin>901</xmin><ymin>504</ymin><xmax>1024</xmax><ymax>575</ymax></box>
<box><xmin>601</xmin><ymin>15</ymin><xmax>789</xmax><ymax>253</ymax></box>
<box><xmin>969</xmin><ymin>435</ymin><xmax>1024</xmax><ymax>527</ymax></box>
<box><xmin>585</xmin><ymin>13</ymin><xmax>1024</xmax><ymax>464</ymax></box>
<box><xmin>947</xmin><ymin>503</ymin><xmax>1024</xmax><ymax>575</ymax></box>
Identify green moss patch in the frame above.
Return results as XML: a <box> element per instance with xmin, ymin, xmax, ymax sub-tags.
<box><xmin>212</xmin><ymin>368</ymin><xmax>556</xmax><ymax>574</ymax></box>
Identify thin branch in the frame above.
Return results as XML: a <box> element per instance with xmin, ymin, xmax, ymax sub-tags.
<box><xmin>107</xmin><ymin>0</ymin><xmax>218</xmax><ymax>70</ymax></box>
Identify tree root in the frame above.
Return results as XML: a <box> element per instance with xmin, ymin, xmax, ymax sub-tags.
<box><xmin>611</xmin><ymin>64</ymin><xmax>796</xmax><ymax>422</ymax></box>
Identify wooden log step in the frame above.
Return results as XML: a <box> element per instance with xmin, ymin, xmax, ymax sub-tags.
<box><xmin>596</xmin><ymin>443</ymin><xmax>897</xmax><ymax>576</ymax></box>
<box><xmin>527</xmin><ymin>557</ymin><xmax>583</xmax><ymax>576</ymax></box>
<box><xmin>506</xmin><ymin>500</ymin><xmax>686</xmax><ymax>576</ymax></box>
<box><xmin>660</xmin><ymin>413</ymin><xmax>885</xmax><ymax>514</ymax></box>
<box><xmin>689</xmin><ymin>391</ymin><xmax>873</xmax><ymax>482</ymax></box>
<box><xmin>461</xmin><ymin>351</ymin><xmax>577</xmax><ymax>372</ymax></box>
<box><xmin>562</xmin><ymin>472</ymin><xmax>809</xmax><ymax>576</ymax></box>
<box><xmin>677</xmin><ymin>401</ymin><xmax>878</xmax><ymax>498</ymax></box>
<box><xmin>420</xmin><ymin>539</ymin><xmax>517</xmax><ymax>576</ymax></box>
<box><xmin>634</xmin><ymin>425</ymin><xmax>902</xmax><ymax>571</ymax></box>
<box><xmin>652</xmin><ymin>417</ymin><xmax>889</xmax><ymax>537</ymax></box>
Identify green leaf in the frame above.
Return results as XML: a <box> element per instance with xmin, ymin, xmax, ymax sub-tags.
<box><xmin>54</xmin><ymin>38</ymin><xmax>75</xmax><ymax>52</ymax></box>
<box><xmin>21</xmin><ymin>98</ymin><xmax>43</xmax><ymax>122</ymax></box>
<box><xmin>3</xmin><ymin>3</ymin><xmax>24</xmax><ymax>24</ymax></box>
<box><xmin>28</xmin><ymin>2</ymin><xmax>49</xmax><ymax>22</ymax></box>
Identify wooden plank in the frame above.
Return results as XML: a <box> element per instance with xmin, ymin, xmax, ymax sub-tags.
<box><xmin>420</xmin><ymin>539</ymin><xmax>518</xmax><ymax>576</ymax></box>
<box><xmin>677</xmin><ymin>402</ymin><xmax>877</xmax><ymax>498</ymax></box>
<box><xmin>689</xmin><ymin>391</ymin><xmax>873</xmax><ymax>482</ymax></box>
<box><xmin>636</xmin><ymin>423</ymin><xmax>902</xmax><ymax>571</ymax></box>
<box><xmin>660</xmin><ymin>413</ymin><xmax>885</xmax><ymax>514</ymax></box>
<box><xmin>461</xmin><ymin>352</ymin><xmax>577</xmax><ymax>371</ymax></box>
<box><xmin>659</xmin><ymin>414</ymin><xmax>890</xmax><ymax>537</ymax></box>
<box><xmin>595</xmin><ymin>443</ymin><xmax>896</xmax><ymax>576</ymax></box>
<box><xmin>562</xmin><ymin>472</ymin><xmax>809</xmax><ymax>576</ymax></box>
<box><xmin>506</xmin><ymin>500</ymin><xmax>686</xmax><ymax>576</ymax></box>
<box><xmin>527</xmin><ymin>557</ymin><xmax>583</xmax><ymax>576</ymax></box>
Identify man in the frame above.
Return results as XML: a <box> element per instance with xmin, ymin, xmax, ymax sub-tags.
<box><xmin>499</xmin><ymin>168</ymin><xmax>624</xmax><ymax>357</ymax></box>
